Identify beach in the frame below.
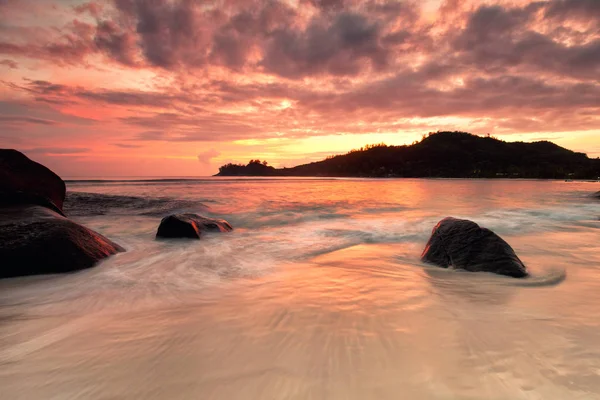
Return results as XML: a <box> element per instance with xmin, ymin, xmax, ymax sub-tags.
<box><xmin>1</xmin><ymin>178</ymin><xmax>599</xmax><ymax>399</ymax></box>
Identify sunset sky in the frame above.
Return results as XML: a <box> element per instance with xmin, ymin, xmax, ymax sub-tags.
<box><xmin>0</xmin><ymin>0</ymin><xmax>599</xmax><ymax>177</ymax></box>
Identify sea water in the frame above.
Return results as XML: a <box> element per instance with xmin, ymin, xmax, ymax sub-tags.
<box><xmin>0</xmin><ymin>178</ymin><xmax>599</xmax><ymax>399</ymax></box>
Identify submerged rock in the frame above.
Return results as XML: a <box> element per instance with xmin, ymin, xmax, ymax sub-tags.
<box><xmin>0</xmin><ymin>206</ymin><xmax>124</xmax><ymax>278</ymax></box>
<box><xmin>156</xmin><ymin>214</ymin><xmax>233</xmax><ymax>239</ymax></box>
<box><xmin>0</xmin><ymin>149</ymin><xmax>124</xmax><ymax>278</ymax></box>
<box><xmin>0</xmin><ymin>149</ymin><xmax>66</xmax><ymax>215</ymax></box>
<box><xmin>421</xmin><ymin>217</ymin><xmax>528</xmax><ymax>278</ymax></box>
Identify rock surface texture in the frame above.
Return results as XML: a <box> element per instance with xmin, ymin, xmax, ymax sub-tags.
<box><xmin>156</xmin><ymin>214</ymin><xmax>233</xmax><ymax>239</ymax></box>
<box><xmin>421</xmin><ymin>217</ymin><xmax>528</xmax><ymax>278</ymax></box>
<box><xmin>0</xmin><ymin>149</ymin><xmax>66</xmax><ymax>214</ymax></box>
<box><xmin>0</xmin><ymin>206</ymin><xmax>124</xmax><ymax>278</ymax></box>
<box><xmin>0</xmin><ymin>149</ymin><xmax>124</xmax><ymax>278</ymax></box>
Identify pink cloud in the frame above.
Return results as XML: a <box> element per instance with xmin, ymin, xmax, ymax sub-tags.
<box><xmin>0</xmin><ymin>0</ymin><xmax>598</xmax><ymax>175</ymax></box>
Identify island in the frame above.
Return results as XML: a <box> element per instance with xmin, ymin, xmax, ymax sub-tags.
<box><xmin>217</xmin><ymin>131</ymin><xmax>600</xmax><ymax>179</ymax></box>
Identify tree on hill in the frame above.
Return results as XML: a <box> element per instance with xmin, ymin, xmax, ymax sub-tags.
<box><xmin>218</xmin><ymin>159</ymin><xmax>277</xmax><ymax>176</ymax></box>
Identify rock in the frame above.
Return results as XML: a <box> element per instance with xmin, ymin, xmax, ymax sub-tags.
<box><xmin>421</xmin><ymin>217</ymin><xmax>527</xmax><ymax>278</ymax></box>
<box><xmin>156</xmin><ymin>214</ymin><xmax>233</xmax><ymax>239</ymax></box>
<box><xmin>594</xmin><ymin>191</ymin><xmax>600</xmax><ymax>199</ymax></box>
<box><xmin>0</xmin><ymin>206</ymin><xmax>124</xmax><ymax>278</ymax></box>
<box><xmin>0</xmin><ymin>149</ymin><xmax>66</xmax><ymax>214</ymax></box>
<box><xmin>0</xmin><ymin>149</ymin><xmax>125</xmax><ymax>278</ymax></box>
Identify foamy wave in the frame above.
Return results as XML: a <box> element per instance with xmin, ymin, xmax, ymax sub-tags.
<box><xmin>64</xmin><ymin>192</ymin><xmax>208</xmax><ymax>217</ymax></box>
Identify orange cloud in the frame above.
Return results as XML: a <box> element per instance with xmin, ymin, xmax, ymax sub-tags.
<box><xmin>0</xmin><ymin>0</ymin><xmax>599</xmax><ymax>176</ymax></box>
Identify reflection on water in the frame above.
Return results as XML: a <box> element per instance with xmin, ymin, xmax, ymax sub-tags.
<box><xmin>0</xmin><ymin>179</ymin><xmax>599</xmax><ymax>399</ymax></box>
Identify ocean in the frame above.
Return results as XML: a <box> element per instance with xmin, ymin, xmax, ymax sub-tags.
<box><xmin>1</xmin><ymin>178</ymin><xmax>599</xmax><ymax>399</ymax></box>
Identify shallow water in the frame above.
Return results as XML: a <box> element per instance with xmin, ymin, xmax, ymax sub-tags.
<box><xmin>1</xmin><ymin>178</ymin><xmax>599</xmax><ymax>399</ymax></box>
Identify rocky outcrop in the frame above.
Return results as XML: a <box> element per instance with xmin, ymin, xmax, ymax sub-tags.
<box><xmin>0</xmin><ymin>149</ymin><xmax>124</xmax><ymax>278</ymax></box>
<box><xmin>0</xmin><ymin>206</ymin><xmax>124</xmax><ymax>278</ymax></box>
<box><xmin>156</xmin><ymin>214</ymin><xmax>233</xmax><ymax>239</ymax></box>
<box><xmin>0</xmin><ymin>149</ymin><xmax>66</xmax><ymax>215</ymax></box>
<box><xmin>421</xmin><ymin>217</ymin><xmax>528</xmax><ymax>278</ymax></box>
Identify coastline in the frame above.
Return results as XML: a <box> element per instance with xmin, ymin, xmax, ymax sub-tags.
<box><xmin>63</xmin><ymin>176</ymin><xmax>600</xmax><ymax>183</ymax></box>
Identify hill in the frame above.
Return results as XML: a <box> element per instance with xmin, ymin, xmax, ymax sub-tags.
<box><xmin>216</xmin><ymin>132</ymin><xmax>600</xmax><ymax>179</ymax></box>
<box><xmin>216</xmin><ymin>159</ymin><xmax>277</xmax><ymax>176</ymax></box>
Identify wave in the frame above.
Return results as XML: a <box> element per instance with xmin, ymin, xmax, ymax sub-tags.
<box><xmin>64</xmin><ymin>192</ymin><xmax>209</xmax><ymax>217</ymax></box>
<box><xmin>510</xmin><ymin>268</ymin><xmax>567</xmax><ymax>287</ymax></box>
<box><xmin>65</xmin><ymin>177</ymin><xmax>352</xmax><ymax>184</ymax></box>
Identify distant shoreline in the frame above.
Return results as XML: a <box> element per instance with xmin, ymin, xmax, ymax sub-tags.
<box><xmin>64</xmin><ymin>177</ymin><xmax>600</xmax><ymax>183</ymax></box>
<box><xmin>216</xmin><ymin>131</ymin><xmax>600</xmax><ymax>180</ymax></box>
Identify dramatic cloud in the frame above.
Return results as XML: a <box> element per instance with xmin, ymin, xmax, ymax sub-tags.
<box><xmin>453</xmin><ymin>3</ymin><xmax>600</xmax><ymax>80</ymax></box>
<box><xmin>261</xmin><ymin>11</ymin><xmax>390</xmax><ymax>78</ymax></box>
<box><xmin>94</xmin><ymin>20</ymin><xmax>138</xmax><ymax>66</ymax></box>
<box><xmin>0</xmin><ymin>59</ymin><xmax>17</xmax><ymax>69</ymax></box>
<box><xmin>113</xmin><ymin>143</ymin><xmax>142</xmax><ymax>148</ymax></box>
<box><xmin>23</xmin><ymin>147</ymin><xmax>91</xmax><ymax>155</ymax></box>
<box><xmin>197</xmin><ymin>149</ymin><xmax>221</xmax><ymax>165</ymax></box>
<box><xmin>0</xmin><ymin>0</ymin><xmax>599</xmax><ymax>176</ymax></box>
<box><xmin>0</xmin><ymin>116</ymin><xmax>57</xmax><ymax>125</ymax></box>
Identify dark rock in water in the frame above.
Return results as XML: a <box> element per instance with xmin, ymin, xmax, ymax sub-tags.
<box><xmin>421</xmin><ymin>217</ymin><xmax>528</xmax><ymax>278</ymax></box>
<box><xmin>156</xmin><ymin>214</ymin><xmax>233</xmax><ymax>239</ymax></box>
<box><xmin>594</xmin><ymin>191</ymin><xmax>600</xmax><ymax>199</ymax></box>
<box><xmin>0</xmin><ymin>206</ymin><xmax>124</xmax><ymax>278</ymax></box>
<box><xmin>0</xmin><ymin>149</ymin><xmax>66</xmax><ymax>214</ymax></box>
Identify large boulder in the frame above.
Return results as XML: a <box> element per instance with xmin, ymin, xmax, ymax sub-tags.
<box><xmin>0</xmin><ymin>149</ymin><xmax>66</xmax><ymax>215</ymax></box>
<box><xmin>421</xmin><ymin>217</ymin><xmax>528</xmax><ymax>278</ymax></box>
<box><xmin>0</xmin><ymin>206</ymin><xmax>124</xmax><ymax>278</ymax></box>
<box><xmin>156</xmin><ymin>214</ymin><xmax>233</xmax><ymax>239</ymax></box>
<box><xmin>0</xmin><ymin>149</ymin><xmax>124</xmax><ymax>278</ymax></box>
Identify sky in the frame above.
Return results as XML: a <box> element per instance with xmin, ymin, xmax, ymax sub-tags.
<box><xmin>0</xmin><ymin>0</ymin><xmax>599</xmax><ymax>177</ymax></box>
